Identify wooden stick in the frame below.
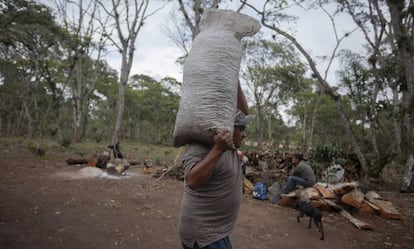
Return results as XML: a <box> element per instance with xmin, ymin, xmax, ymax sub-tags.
<box><xmin>154</xmin><ymin>146</ymin><xmax>185</xmax><ymax>184</ymax></box>
<box><xmin>323</xmin><ymin>199</ymin><xmax>373</xmax><ymax>230</ymax></box>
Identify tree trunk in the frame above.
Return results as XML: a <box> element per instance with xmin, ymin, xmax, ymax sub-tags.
<box><xmin>301</xmin><ymin>97</ymin><xmax>308</xmax><ymax>153</ymax></box>
<box><xmin>111</xmin><ymin>64</ymin><xmax>127</xmax><ymax>146</ymax></box>
<box><xmin>102</xmin><ymin>0</ymin><xmax>150</xmax><ymax>147</ymax></box>
<box><xmin>23</xmin><ymin>100</ymin><xmax>33</xmax><ymax>140</ymax></box>
<box><xmin>252</xmin><ymin>11</ymin><xmax>369</xmax><ymax>181</ymax></box>
<box><xmin>335</xmin><ymin>98</ymin><xmax>369</xmax><ymax>181</ymax></box>
<box><xmin>308</xmin><ymin>92</ymin><xmax>322</xmax><ymax>151</ymax></box>
<box><xmin>72</xmin><ymin>58</ymin><xmax>83</xmax><ymax>143</ymax></box>
<box><xmin>400</xmin><ymin>154</ymin><xmax>414</xmax><ymax>192</ymax></box>
<box><xmin>387</xmin><ymin>0</ymin><xmax>414</xmax><ymax>191</ymax></box>
<box><xmin>392</xmin><ymin>86</ymin><xmax>402</xmax><ymax>154</ymax></box>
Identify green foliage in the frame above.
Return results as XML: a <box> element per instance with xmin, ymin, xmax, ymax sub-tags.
<box><xmin>59</xmin><ymin>136</ymin><xmax>72</xmax><ymax>148</ymax></box>
<box><xmin>309</xmin><ymin>144</ymin><xmax>345</xmax><ymax>179</ymax></box>
<box><xmin>27</xmin><ymin>141</ymin><xmax>45</xmax><ymax>157</ymax></box>
<box><xmin>310</xmin><ymin>144</ymin><xmax>343</xmax><ymax>164</ymax></box>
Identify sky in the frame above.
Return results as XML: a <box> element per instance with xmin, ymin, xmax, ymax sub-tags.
<box><xmin>101</xmin><ymin>1</ymin><xmax>366</xmax><ymax>86</ymax></box>
<box><xmin>39</xmin><ymin>0</ymin><xmax>366</xmax><ymax>96</ymax></box>
<box><xmin>103</xmin><ymin>1</ymin><xmax>184</xmax><ymax>81</ymax></box>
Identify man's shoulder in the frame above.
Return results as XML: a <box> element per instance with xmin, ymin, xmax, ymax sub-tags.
<box><xmin>298</xmin><ymin>160</ymin><xmax>311</xmax><ymax>168</ymax></box>
<box><xmin>183</xmin><ymin>142</ymin><xmax>211</xmax><ymax>157</ymax></box>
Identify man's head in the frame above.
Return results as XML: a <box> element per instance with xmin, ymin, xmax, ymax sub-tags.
<box><xmin>234</xmin><ymin>110</ymin><xmax>255</xmax><ymax>127</ymax></box>
<box><xmin>292</xmin><ymin>153</ymin><xmax>303</xmax><ymax>165</ymax></box>
<box><xmin>233</xmin><ymin>110</ymin><xmax>255</xmax><ymax>148</ymax></box>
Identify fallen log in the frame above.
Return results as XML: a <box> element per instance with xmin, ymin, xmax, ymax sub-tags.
<box><xmin>323</xmin><ymin>199</ymin><xmax>373</xmax><ymax>230</ymax></box>
<box><xmin>154</xmin><ymin>146</ymin><xmax>185</xmax><ymax>183</ymax></box>
<box><xmin>66</xmin><ymin>158</ymin><xmax>89</xmax><ymax>165</ymax></box>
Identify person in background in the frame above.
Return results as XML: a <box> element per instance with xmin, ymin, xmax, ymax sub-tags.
<box><xmin>178</xmin><ymin>110</ymin><xmax>255</xmax><ymax>249</ymax></box>
<box><xmin>237</xmin><ymin>149</ymin><xmax>248</xmax><ymax>176</ymax></box>
<box><xmin>282</xmin><ymin>153</ymin><xmax>316</xmax><ymax>194</ymax></box>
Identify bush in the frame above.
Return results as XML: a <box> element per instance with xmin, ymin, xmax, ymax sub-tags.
<box><xmin>310</xmin><ymin>144</ymin><xmax>345</xmax><ymax>180</ymax></box>
<box><xmin>60</xmin><ymin>136</ymin><xmax>72</xmax><ymax>148</ymax></box>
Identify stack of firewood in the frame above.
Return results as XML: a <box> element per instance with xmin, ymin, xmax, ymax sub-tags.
<box><xmin>244</xmin><ymin>151</ymin><xmax>362</xmax><ymax>182</ymax></box>
<box><xmin>245</xmin><ymin>150</ymin><xmax>294</xmax><ymax>170</ymax></box>
<box><xmin>276</xmin><ymin>181</ymin><xmax>401</xmax><ymax>230</ymax></box>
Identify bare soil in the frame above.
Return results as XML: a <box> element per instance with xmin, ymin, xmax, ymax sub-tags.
<box><xmin>1</xmin><ymin>142</ymin><xmax>414</xmax><ymax>249</ymax></box>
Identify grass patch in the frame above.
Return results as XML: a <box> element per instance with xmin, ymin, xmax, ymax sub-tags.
<box><xmin>0</xmin><ymin>137</ymin><xmax>181</xmax><ymax>165</ymax></box>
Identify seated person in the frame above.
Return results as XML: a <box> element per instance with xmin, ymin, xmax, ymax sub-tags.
<box><xmin>282</xmin><ymin>153</ymin><xmax>315</xmax><ymax>194</ymax></box>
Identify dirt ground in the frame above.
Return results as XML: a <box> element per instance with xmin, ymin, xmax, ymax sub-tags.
<box><xmin>1</xmin><ymin>143</ymin><xmax>414</xmax><ymax>249</ymax></box>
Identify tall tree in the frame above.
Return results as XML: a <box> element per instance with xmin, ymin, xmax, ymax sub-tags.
<box><xmin>242</xmin><ymin>0</ymin><xmax>370</xmax><ymax>181</ymax></box>
<box><xmin>385</xmin><ymin>0</ymin><xmax>414</xmax><ymax>192</ymax></box>
<box><xmin>97</xmin><ymin>0</ymin><xmax>165</xmax><ymax>147</ymax></box>
<box><xmin>0</xmin><ymin>0</ymin><xmax>65</xmax><ymax>139</ymax></box>
<box><xmin>53</xmin><ymin>0</ymin><xmax>106</xmax><ymax>143</ymax></box>
<box><xmin>241</xmin><ymin>38</ymin><xmax>305</xmax><ymax>147</ymax></box>
<box><xmin>337</xmin><ymin>0</ymin><xmax>414</xmax><ymax>191</ymax></box>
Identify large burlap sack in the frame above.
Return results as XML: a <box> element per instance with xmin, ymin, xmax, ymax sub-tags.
<box><xmin>173</xmin><ymin>9</ymin><xmax>260</xmax><ymax>147</ymax></box>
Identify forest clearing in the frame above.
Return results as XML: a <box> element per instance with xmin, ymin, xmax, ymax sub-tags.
<box><xmin>1</xmin><ymin>139</ymin><xmax>413</xmax><ymax>249</ymax></box>
<box><xmin>2</xmin><ymin>1</ymin><xmax>414</xmax><ymax>248</ymax></box>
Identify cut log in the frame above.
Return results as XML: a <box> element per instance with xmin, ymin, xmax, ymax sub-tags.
<box><xmin>376</xmin><ymin>200</ymin><xmax>401</xmax><ymax>219</ymax></box>
<box><xmin>323</xmin><ymin>199</ymin><xmax>373</xmax><ymax>230</ymax></box>
<box><xmin>365</xmin><ymin>191</ymin><xmax>383</xmax><ymax>201</ymax></box>
<box><xmin>314</xmin><ymin>183</ymin><xmax>336</xmax><ymax>199</ymax></box>
<box><xmin>107</xmin><ymin>164</ymin><xmax>129</xmax><ymax>176</ymax></box>
<box><xmin>358</xmin><ymin>201</ymin><xmax>376</xmax><ymax>215</ymax></box>
<box><xmin>310</xmin><ymin>199</ymin><xmax>331</xmax><ymax>211</ymax></box>
<box><xmin>300</xmin><ymin>187</ymin><xmax>320</xmax><ymax>201</ymax></box>
<box><xmin>276</xmin><ymin>191</ymin><xmax>298</xmax><ymax>207</ymax></box>
<box><xmin>367</xmin><ymin>199</ymin><xmax>401</xmax><ymax>220</ymax></box>
<box><xmin>322</xmin><ymin>198</ymin><xmax>344</xmax><ymax>211</ymax></box>
<box><xmin>128</xmin><ymin>160</ymin><xmax>141</xmax><ymax>166</ymax></box>
<box><xmin>332</xmin><ymin>182</ymin><xmax>359</xmax><ymax>196</ymax></box>
<box><xmin>66</xmin><ymin>158</ymin><xmax>89</xmax><ymax>165</ymax></box>
<box><xmin>87</xmin><ymin>156</ymin><xmax>98</xmax><ymax>167</ymax></box>
<box><xmin>364</xmin><ymin>199</ymin><xmax>381</xmax><ymax>211</ymax></box>
<box><xmin>358</xmin><ymin>191</ymin><xmax>401</xmax><ymax>219</ymax></box>
<box><xmin>276</xmin><ymin>195</ymin><xmax>297</xmax><ymax>208</ymax></box>
<box><xmin>243</xmin><ymin>178</ymin><xmax>254</xmax><ymax>195</ymax></box>
<box><xmin>341</xmin><ymin>189</ymin><xmax>365</xmax><ymax>208</ymax></box>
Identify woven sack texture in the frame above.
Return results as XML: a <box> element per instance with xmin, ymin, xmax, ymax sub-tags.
<box><xmin>173</xmin><ymin>9</ymin><xmax>260</xmax><ymax>147</ymax></box>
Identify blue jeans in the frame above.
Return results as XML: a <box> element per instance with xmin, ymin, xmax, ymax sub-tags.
<box><xmin>182</xmin><ymin>236</ymin><xmax>233</xmax><ymax>249</ymax></box>
<box><xmin>282</xmin><ymin>176</ymin><xmax>313</xmax><ymax>194</ymax></box>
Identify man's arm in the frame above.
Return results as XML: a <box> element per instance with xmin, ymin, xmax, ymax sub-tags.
<box><xmin>186</xmin><ymin>130</ymin><xmax>233</xmax><ymax>190</ymax></box>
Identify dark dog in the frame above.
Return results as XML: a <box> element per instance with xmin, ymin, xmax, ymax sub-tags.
<box><xmin>296</xmin><ymin>201</ymin><xmax>324</xmax><ymax>240</ymax></box>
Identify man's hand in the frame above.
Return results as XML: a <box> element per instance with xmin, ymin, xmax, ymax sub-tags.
<box><xmin>213</xmin><ymin>129</ymin><xmax>233</xmax><ymax>152</ymax></box>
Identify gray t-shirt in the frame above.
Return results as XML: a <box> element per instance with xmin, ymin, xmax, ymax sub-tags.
<box><xmin>178</xmin><ymin>142</ymin><xmax>243</xmax><ymax>248</ymax></box>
